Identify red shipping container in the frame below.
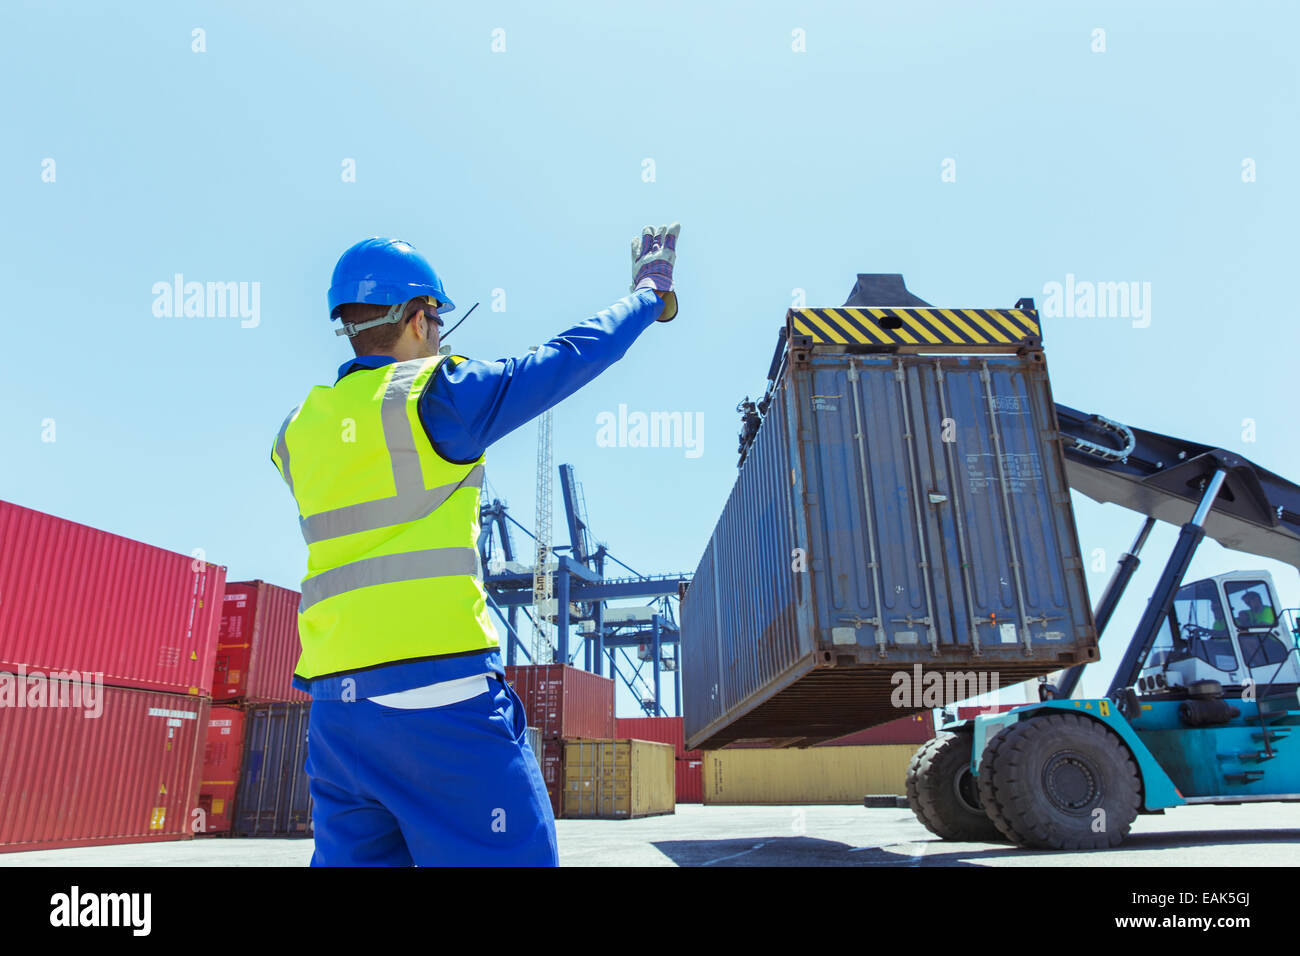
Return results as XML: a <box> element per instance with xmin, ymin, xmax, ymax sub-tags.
<box><xmin>720</xmin><ymin>712</ymin><xmax>936</xmax><ymax>749</ymax></box>
<box><xmin>815</xmin><ymin>712</ymin><xmax>935</xmax><ymax>747</ymax></box>
<box><xmin>0</xmin><ymin>500</ymin><xmax>226</xmax><ymax>697</ymax></box>
<box><xmin>214</xmin><ymin>581</ymin><xmax>310</xmax><ymax>703</ymax></box>
<box><xmin>0</xmin><ymin>679</ymin><xmax>209</xmax><ymax>852</ymax></box>
<box><xmin>505</xmin><ymin>665</ymin><xmax>614</xmax><ymax>740</ymax></box>
<box><xmin>615</xmin><ymin>716</ymin><xmax>701</xmax><ymax>760</ymax></box>
<box><xmin>198</xmin><ymin>705</ymin><xmax>245</xmax><ymax>833</ymax></box>
<box><xmin>676</xmin><ymin>757</ymin><xmax>703</xmax><ymax>803</ymax></box>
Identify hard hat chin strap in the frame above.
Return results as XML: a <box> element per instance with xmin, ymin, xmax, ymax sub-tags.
<box><xmin>334</xmin><ymin>299</ymin><xmax>413</xmax><ymax>338</ymax></box>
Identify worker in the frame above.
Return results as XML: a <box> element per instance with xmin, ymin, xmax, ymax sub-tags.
<box><xmin>271</xmin><ymin>226</ymin><xmax>680</xmax><ymax>866</ymax></box>
<box><xmin>1238</xmin><ymin>590</ymin><xmax>1277</xmax><ymax>629</ymax></box>
<box><xmin>1210</xmin><ymin>605</ymin><xmax>1229</xmax><ymax>636</ymax></box>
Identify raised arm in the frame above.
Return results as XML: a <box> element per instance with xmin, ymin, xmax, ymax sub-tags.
<box><xmin>421</xmin><ymin>288</ymin><xmax>665</xmax><ymax>462</ymax></box>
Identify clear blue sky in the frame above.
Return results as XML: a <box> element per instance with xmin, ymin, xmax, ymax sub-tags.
<box><xmin>2</xmin><ymin>1</ymin><xmax>1296</xmax><ymax>711</ymax></box>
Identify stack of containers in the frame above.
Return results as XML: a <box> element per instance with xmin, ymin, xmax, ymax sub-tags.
<box><xmin>615</xmin><ymin>716</ymin><xmax>704</xmax><ymax>804</ymax></box>
<box><xmin>198</xmin><ymin>580</ymin><xmax>311</xmax><ymax>836</ymax></box>
<box><xmin>0</xmin><ymin>501</ymin><xmax>225</xmax><ymax>852</ymax></box>
<box><xmin>504</xmin><ymin>665</ymin><xmax>615</xmax><ymax>817</ymax></box>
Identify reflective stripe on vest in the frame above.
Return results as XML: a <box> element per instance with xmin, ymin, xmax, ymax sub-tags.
<box><xmin>273</xmin><ymin>405</ymin><xmax>299</xmax><ymax>498</ymax></box>
<box><xmin>299</xmin><ymin>546</ymin><xmax>479</xmax><ymax>612</ymax></box>
<box><xmin>272</xmin><ymin>366</ymin><xmax>487</xmax><ymax>547</ymax></box>
<box><xmin>272</xmin><ymin>355</ymin><xmax>497</xmax><ymax>680</ymax></box>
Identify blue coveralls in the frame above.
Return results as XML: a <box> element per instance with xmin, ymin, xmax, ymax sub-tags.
<box><xmin>291</xmin><ymin>288</ymin><xmax>665</xmax><ymax>866</ymax></box>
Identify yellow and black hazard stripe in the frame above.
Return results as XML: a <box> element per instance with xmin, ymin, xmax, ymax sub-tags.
<box><xmin>786</xmin><ymin>307</ymin><xmax>1041</xmax><ymax>352</ymax></box>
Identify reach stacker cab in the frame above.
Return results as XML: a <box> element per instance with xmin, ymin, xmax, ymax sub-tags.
<box><xmin>907</xmin><ymin>409</ymin><xmax>1300</xmax><ymax>850</ymax></box>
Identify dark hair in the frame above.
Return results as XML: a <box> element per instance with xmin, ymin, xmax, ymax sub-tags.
<box><xmin>338</xmin><ymin>302</ymin><xmax>412</xmax><ymax>356</ymax></box>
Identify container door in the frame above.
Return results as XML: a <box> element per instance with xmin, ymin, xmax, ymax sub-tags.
<box><xmin>797</xmin><ymin>353</ymin><xmax>1093</xmax><ymax>666</ymax></box>
<box><xmin>929</xmin><ymin>357</ymin><xmax>1092</xmax><ymax>658</ymax></box>
<box><xmin>796</xmin><ymin>355</ymin><xmax>952</xmax><ymax>659</ymax></box>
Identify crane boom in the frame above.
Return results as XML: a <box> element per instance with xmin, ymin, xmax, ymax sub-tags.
<box><xmin>1055</xmin><ymin>403</ymin><xmax>1300</xmax><ymax>570</ymax></box>
<box><xmin>1048</xmin><ymin>404</ymin><xmax>1300</xmax><ymax>700</ymax></box>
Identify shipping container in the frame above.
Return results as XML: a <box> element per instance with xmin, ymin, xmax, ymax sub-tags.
<box><xmin>233</xmin><ymin>702</ymin><xmax>312</xmax><ymax>838</ymax></box>
<box><xmin>0</xmin><ymin>679</ymin><xmax>208</xmax><ymax>852</ymax></box>
<box><xmin>676</xmin><ymin>758</ymin><xmax>704</xmax><ymax>804</ymax></box>
<box><xmin>722</xmin><ymin>711</ymin><xmax>937</xmax><ymax>749</ymax></box>
<box><xmin>535</xmin><ymin>736</ymin><xmax>564</xmax><ymax>818</ymax></box>
<box><xmin>213</xmin><ymin>581</ymin><xmax>310</xmax><ymax>703</ymax></box>
<box><xmin>683</xmin><ymin>342</ymin><xmax>1097</xmax><ymax>750</ymax></box>
<box><xmin>615</xmin><ymin>715</ymin><xmax>701</xmax><ymax>759</ymax></box>
<box><xmin>198</xmin><ymin>705</ymin><xmax>245</xmax><ymax>833</ymax></box>
<box><xmin>562</xmin><ymin>739</ymin><xmax>675</xmax><ymax>819</ymax></box>
<box><xmin>526</xmin><ymin>726</ymin><xmax>542</xmax><ymax>764</ymax></box>
<box><xmin>605</xmin><ymin>728</ymin><xmax>707</xmax><ymax>806</ymax></box>
<box><xmin>702</xmin><ymin>745</ymin><xmax>916</xmax><ymax>804</ymax></box>
<box><xmin>0</xmin><ymin>500</ymin><xmax>227</xmax><ymax>696</ymax></box>
<box><xmin>817</xmin><ymin>711</ymin><xmax>935</xmax><ymax>746</ymax></box>
<box><xmin>504</xmin><ymin>665</ymin><xmax>614</xmax><ymax>740</ymax></box>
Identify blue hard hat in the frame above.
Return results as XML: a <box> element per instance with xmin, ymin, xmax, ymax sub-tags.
<box><xmin>328</xmin><ymin>237</ymin><xmax>455</xmax><ymax>319</ymax></box>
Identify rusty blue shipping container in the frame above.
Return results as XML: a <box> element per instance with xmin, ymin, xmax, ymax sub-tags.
<box><xmin>683</xmin><ymin>326</ymin><xmax>1098</xmax><ymax>751</ymax></box>
<box><xmin>233</xmin><ymin>702</ymin><xmax>313</xmax><ymax>838</ymax></box>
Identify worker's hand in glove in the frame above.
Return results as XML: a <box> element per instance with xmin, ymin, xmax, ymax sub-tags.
<box><xmin>631</xmin><ymin>222</ymin><xmax>680</xmax><ymax>322</ymax></box>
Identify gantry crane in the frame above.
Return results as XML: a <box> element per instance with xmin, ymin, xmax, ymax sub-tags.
<box><xmin>478</xmin><ymin>463</ymin><xmax>692</xmax><ymax>716</ymax></box>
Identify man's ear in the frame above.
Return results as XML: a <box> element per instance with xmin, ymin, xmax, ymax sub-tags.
<box><xmin>401</xmin><ymin>304</ymin><xmax>422</xmax><ymax>341</ymax></box>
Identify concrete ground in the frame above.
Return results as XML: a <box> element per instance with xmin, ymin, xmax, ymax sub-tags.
<box><xmin>2</xmin><ymin>802</ymin><xmax>1297</xmax><ymax>866</ymax></box>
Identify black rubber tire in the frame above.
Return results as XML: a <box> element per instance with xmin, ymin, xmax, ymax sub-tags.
<box><xmin>906</xmin><ymin>731</ymin><xmax>1004</xmax><ymax>842</ymax></box>
<box><xmin>977</xmin><ymin>713</ymin><xmax>1141</xmax><ymax>850</ymax></box>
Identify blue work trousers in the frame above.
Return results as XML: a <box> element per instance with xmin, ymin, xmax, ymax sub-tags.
<box><xmin>305</xmin><ymin>674</ymin><xmax>558</xmax><ymax>866</ymax></box>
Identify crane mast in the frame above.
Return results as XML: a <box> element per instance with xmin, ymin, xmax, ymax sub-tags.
<box><xmin>532</xmin><ymin>407</ymin><xmax>554</xmax><ymax>665</ymax></box>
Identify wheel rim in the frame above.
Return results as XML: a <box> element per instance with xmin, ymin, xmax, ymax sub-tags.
<box><xmin>952</xmin><ymin>767</ymin><xmax>982</xmax><ymax>814</ymax></box>
<box><xmin>1041</xmin><ymin>749</ymin><xmax>1102</xmax><ymax>813</ymax></box>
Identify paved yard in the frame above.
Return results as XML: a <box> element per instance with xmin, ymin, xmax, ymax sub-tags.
<box><xmin>3</xmin><ymin>803</ymin><xmax>1297</xmax><ymax>866</ymax></box>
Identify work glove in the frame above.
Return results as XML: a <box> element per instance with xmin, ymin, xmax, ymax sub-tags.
<box><xmin>631</xmin><ymin>222</ymin><xmax>680</xmax><ymax>322</ymax></box>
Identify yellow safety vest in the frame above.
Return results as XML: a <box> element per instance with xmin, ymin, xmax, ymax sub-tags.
<box><xmin>271</xmin><ymin>355</ymin><xmax>498</xmax><ymax>681</ymax></box>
